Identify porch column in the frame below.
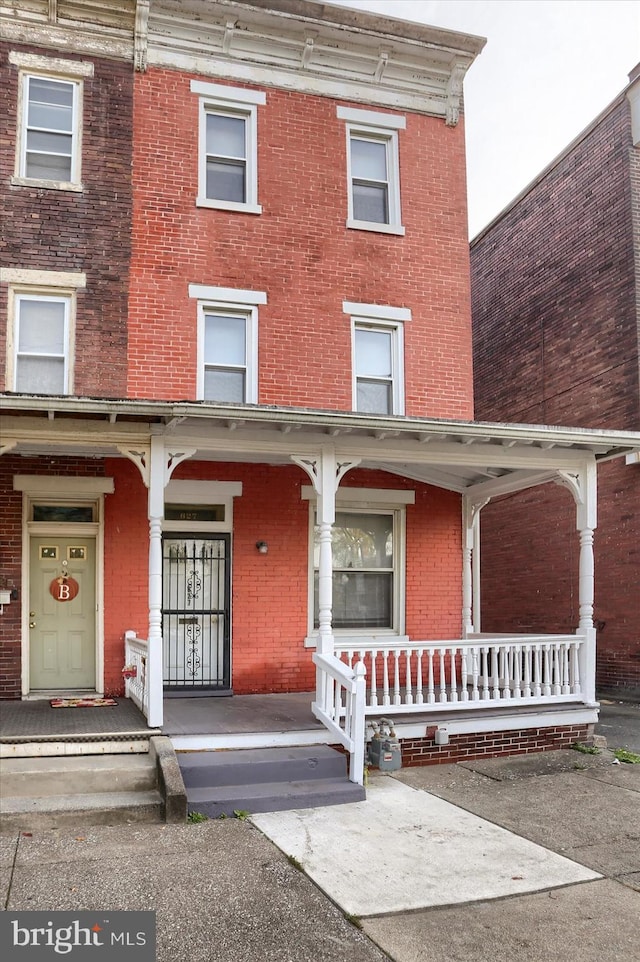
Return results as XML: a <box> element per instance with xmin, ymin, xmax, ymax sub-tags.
<box><xmin>462</xmin><ymin>496</ymin><xmax>489</xmax><ymax>637</ymax></box>
<box><xmin>556</xmin><ymin>463</ymin><xmax>598</xmax><ymax>703</ymax></box>
<box><xmin>147</xmin><ymin>437</ymin><xmax>165</xmax><ymax>728</ymax></box>
<box><xmin>291</xmin><ymin>448</ymin><xmax>360</xmax><ymax>657</ymax></box>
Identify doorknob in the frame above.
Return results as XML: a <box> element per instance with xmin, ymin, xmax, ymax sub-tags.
<box><xmin>29</xmin><ymin>621</ymin><xmax>37</xmax><ymax>629</ymax></box>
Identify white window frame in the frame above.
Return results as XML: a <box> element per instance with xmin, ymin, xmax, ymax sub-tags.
<box><xmin>301</xmin><ymin>487</ymin><xmax>414</xmax><ymax>644</ymax></box>
<box><xmin>1</xmin><ymin>268</ymin><xmax>86</xmax><ymax>396</ymax></box>
<box><xmin>344</xmin><ymin>301</ymin><xmax>410</xmax><ymax>416</ymax></box>
<box><xmin>337</xmin><ymin>106</ymin><xmax>405</xmax><ymax>235</ymax></box>
<box><xmin>189</xmin><ymin>284</ymin><xmax>266</xmax><ymax>404</ymax></box>
<box><xmin>10</xmin><ymin>52</ymin><xmax>93</xmax><ymax>192</ymax></box>
<box><xmin>191</xmin><ymin>80</ymin><xmax>265</xmax><ymax>214</ymax></box>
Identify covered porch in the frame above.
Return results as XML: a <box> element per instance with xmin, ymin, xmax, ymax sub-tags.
<box><xmin>2</xmin><ymin>396</ymin><xmax>639</xmax><ymax>779</ymax></box>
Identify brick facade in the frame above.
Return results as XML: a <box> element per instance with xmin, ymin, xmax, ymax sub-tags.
<box><xmin>471</xmin><ymin>95</ymin><xmax>640</xmax><ymax>695</ymax></box>
<box><xmin>0</xmin><ymin>43</ymin><xmax>133</xmax><ymax>398</ymax></box>
<box><xmin>129</xmin><ymin>70</ymin><xmax>474</xmax><ymax>419</ymax></box>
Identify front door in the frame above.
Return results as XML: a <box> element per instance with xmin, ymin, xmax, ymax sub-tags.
<box><xmin>162</xmin><ymin>535</ymin><xmax>231</xmax><ymax>691</ymax></box>
<box><xmin>29</xmin><ymin>537</ymin><xmax>97</xmax><ymax>690</ymax></box>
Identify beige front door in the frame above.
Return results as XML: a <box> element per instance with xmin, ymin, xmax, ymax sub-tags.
<box><xmin>29</xmin><ymin>536</ymin><xmax>96</xmax><ymax>690</ymax></box>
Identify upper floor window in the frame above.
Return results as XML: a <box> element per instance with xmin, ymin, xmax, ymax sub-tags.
<box><xmin>344</xmin><ymin>302</ymin><xmax>410</xmax><ymax>415</ymax></box>
<box><xmin>9</xmin><ymin>52</ymin><xmax>93</xmax><ymax>191</ymax></box>
<box><xmin>189</xmin><ymin>284</ymin><xmax>266</xmax><ymax>403</ymax></box>
<box><xmin>191</xmin><ymin>80</ymin><xmax>265</xmax><ymax>214</ymax></box>
<box><xmin>1</xmin><ymin>268</ymin><xmax>86</xmax><ymax>396</ymax></box>
<box><xmin>337</xmin><ymin>106</ymin><xmax>405</xmax><ymax>235</ymax></box>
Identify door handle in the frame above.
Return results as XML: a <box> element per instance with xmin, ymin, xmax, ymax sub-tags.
<box><xmin>29</xmin><ymin>621</ymin><xmax>37</xmax><ymax>629</ymax></box>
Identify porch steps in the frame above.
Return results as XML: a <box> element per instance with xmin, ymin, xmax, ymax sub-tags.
<box><xmin>178</xmin><ymin>745</ymin><xmax>366</xmax><ymax>818</ymax></box>
<box><xmin>0</xmin><ymin>737</ymin><xmax>188</xmax><ymax>831</ymax></box>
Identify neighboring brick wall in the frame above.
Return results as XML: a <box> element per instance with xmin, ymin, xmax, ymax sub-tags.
<box><xmin>0</xmin><ymin>43</ymin><xmax>133</xmax><ymax>398</ymax></box>
<box><xmin>400</xmin><ymin>724</ymin><xmax>592</xmax><ymax>767</ymax></box>
<box><xmin>471</xmin><ymin>96</ymin><xmax>640</xmax><ymax>693</ymax></box>
<box><xmin>128</xmin><ymin>69</ymin><xmax>474</xmax><ymax>420</ymax></box>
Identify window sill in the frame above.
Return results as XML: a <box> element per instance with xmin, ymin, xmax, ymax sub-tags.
<box><xmin>196</xmin><ymin>198</ymin><xmax>262</xmax><ymax>215</ymax></box>
<box><xmin>11</xmin><ymin>176</ymin><xmax>83</xmax><ymax>192</ymax></box>
<box><xmin>304</xmin><ymin>633</ymin><xmax>408</xmax><ymax>649</ymax></box>
<box><xmin>346</xmin><ymin>219</ymin><xmax>405</xmax><ymax>236</ymax></box>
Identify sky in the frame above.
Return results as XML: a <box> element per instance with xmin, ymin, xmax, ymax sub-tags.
<box><xmin>330</xmin><ymin>0</ymin><xmax>640</xmax><ymax>237</ymax></box>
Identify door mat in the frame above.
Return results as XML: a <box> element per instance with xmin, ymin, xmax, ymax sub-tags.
<box><xmin>50</xmin><ymin>698</ymin><xmax>118</xmax><ymax>708</ymax></box>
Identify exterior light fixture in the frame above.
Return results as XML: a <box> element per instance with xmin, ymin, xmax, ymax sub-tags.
<box><xmin>256</xmin><ymin>541</ymin><xmax>268</xmax><ymax>554</ymax></box>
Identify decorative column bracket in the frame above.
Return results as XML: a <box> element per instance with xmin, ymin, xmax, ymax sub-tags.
<box><xmin>445</xmin><ymin>61</ymin><xmax>466</xmax><ymax>126</ymax></box>
<box><xmin>462</xmin><ymin>495</ymin><xmax>490</xmax><ymax>637</ymax></box>
<box><xmin>117</xmin><ymin>446</ymin><xmax>150</xmax><ymax>487</ymax></box>
<box><xmin>134</xmin><ymin>0</ymin><xmax>150</xmax><ymax>72</ymax></box>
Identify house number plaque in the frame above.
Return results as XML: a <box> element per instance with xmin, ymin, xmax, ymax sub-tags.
<box><xmin>49</xmin><ymin>575</ymin><xmax>80</xmax><ymax>602</ymax></box>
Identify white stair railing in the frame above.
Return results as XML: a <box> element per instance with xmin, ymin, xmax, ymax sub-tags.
<box><xmin>312</xmin><ymin>652</ymin><xmax>366</xmax><ymax>785</ymax></box>
<box><xmin>123</xmin><ymin>630</ymin><xmax>149</xmax><ymax>719</ymax></box>
<box><xmin>335</xmin><ymin>634</ymin><xmax>585</xmax><ymax>715</ymax></box>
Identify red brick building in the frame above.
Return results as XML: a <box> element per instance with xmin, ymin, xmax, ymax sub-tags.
<box><xmin>471</xmin><ymin>67</ymin><xmax>640</xmax><ymax>699</ymax></box>
<box><xmin>2</xmin><ymin>1</ymin><xmax>639</xmax><ymax>779</ymax></box>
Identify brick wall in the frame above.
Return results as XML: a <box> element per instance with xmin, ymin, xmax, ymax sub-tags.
<box><xmin>128</xmin><ymin>69</ymin><xmax>474</xmax><ymax>420</ymax></box>
<box><xmin>0</xmin><ymin>43</ymin><xmax>133</xmax><ymax>398</ymax></box>
<box><xmin>471</xmin><ymin>96</ymin><xmax>640</xmax><ymax>693</ymax></box>
<box><xmin>400</xmin><ymin>724</ymin><xmax>592</xmax><ymax>767</ymax></box>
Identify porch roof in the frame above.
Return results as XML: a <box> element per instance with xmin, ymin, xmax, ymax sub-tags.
<box><xmin>2</xmin><ymin>394</ymin><xmax>639</xmax><ymax>498</ymax></box>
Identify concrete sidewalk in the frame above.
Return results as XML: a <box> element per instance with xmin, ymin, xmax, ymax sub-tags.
<box><xmin>1</xmin><ymin>741</ymin><xmax>639</xmax><ymax>961</ymax></box>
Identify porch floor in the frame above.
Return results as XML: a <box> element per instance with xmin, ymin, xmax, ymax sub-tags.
<box><xmin>0</xmin><ymin>697</ymin><xmax>152</xmax><ymax>741</ymax></box>
<box><xmin>161</xmin><ymin>691</ymin><xmax>322</xmax><ymax>737</ymax></box>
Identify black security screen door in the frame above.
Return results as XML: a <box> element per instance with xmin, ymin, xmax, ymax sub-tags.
<box><xmin>162</xmin><ymin>535</ymin><xmax>231</xmax><ymax>690</ymax></box>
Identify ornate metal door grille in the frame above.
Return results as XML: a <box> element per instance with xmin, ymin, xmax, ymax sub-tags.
<box><xmin>162</xmin><ymin>535</ymin><xmax>231</xmax><ymax>690</ymax></box>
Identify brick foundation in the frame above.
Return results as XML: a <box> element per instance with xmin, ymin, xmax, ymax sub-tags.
<box><xmin>398</xmin><ymin>724</ymin><xmax>593</xmax><ymax>767</ymax></box>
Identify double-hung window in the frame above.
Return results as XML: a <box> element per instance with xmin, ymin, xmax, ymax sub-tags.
<box><xmin>10</xmin><ymin>53</ymin><xmax>92</xmax><ymax>190</ymax></box>
<box><xmin>344</xmin><ymin>302</ymin><xmax>410</xmax><ymax>415</ymax></box>
<box><xmin>337</xmin><ymin>106</ymin><xmax>405</xmax><ymax>235</ymax></box>
<box><xmin>191</xmin><ymin>81</ymin><xmax>265</xmax><ymax>214</ymax></box>
<box><xmin>2</xmin><ymin>269</ymin><xmax>86</xmax><ymax>396</ymax></box>
<box><xmin>189</xmin><ymin>284</ymin><xmax>266</xmax><ymax>404</ymax></box>
<box><xmin>302</xmin><ymin>487</ymin><xmax>414</xmax><ymax>641</ymax></box>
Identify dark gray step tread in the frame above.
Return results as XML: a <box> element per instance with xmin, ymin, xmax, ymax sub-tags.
<box><xmin>187</xmin><ymin>776</ymin><xmax>364</xmax><ymax>806</ymax></box>
<box><xmin>179</xmin><ymin>746</ymin><xmax>347</xmax><ymax>787</ymax></box>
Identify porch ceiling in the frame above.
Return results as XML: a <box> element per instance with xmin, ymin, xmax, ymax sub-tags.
<box><xmin>2</xmin><ymin>395</ymin><xmax>639</xmax><ymax>498</ymax></box>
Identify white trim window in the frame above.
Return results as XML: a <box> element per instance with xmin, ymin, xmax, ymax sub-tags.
<box><xmin>337</xmin><ymin>106</ymin><xmax>405</xmax><ymax>235</ymax></box>
<box><xmin>10</xmin><ymin>55</ymin><xmax>93</xmax><ymax>190</ymax></box>
<box><xmin>12</xmin><ymin>293</ymin><xmax>72</xmax><ymax>395</ymax></box>
<box><xmin>344</xmin><ymin>302</ymin><xmax>410</xmax><ymax>415</ymax></box>
<box><xmin>189</xmin><ymin>284</ymin><xmax>266</xmax><ymax>403</ymax></box>
<box><xmin>191</xmin><ymin>80</ymin><xmax>265</xmax><ymax>214</ymax></box>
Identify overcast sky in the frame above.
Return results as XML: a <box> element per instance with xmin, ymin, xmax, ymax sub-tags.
<box><xmin>330</xmin><ymin>0</ymin><xmax>640</xmax><ymax>237</ymax></box>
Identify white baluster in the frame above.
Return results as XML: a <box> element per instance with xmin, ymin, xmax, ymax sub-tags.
<box><xmin>461</xmin><ymin>647</ymin><xmax>469</xmax><ymax>701</ymax></box>
<box><xmin>471</xmin><ymin>646</ymin><xmax>480</xmax><ymax>701</ymax></box>
<box><xmin>552</xmin><ymin>643</ymin><xmax>561</xmax><ymax>695</ymax></box>
<box><xmin>572</xmin><ymin>641</ymin><xmax>582</xmax><ymax>694</ymax></box>
<box><xmin>405</xmin><ymin>649</ymin><xmax>414</xmax><ymax>706</ymax></box>
<box><xmin>523</xmin><ymin>645</ymin><xmax>532</xmax><ymax>698</ymax></box>
<box><xmin>513</xmin><ymin>646</ymin><xmax>521</xmax><ymax>699</ymax></box>
<box><xmin>533</xmin><ymin>645</ymin><xmax>542</xmax><ymax>697</ymax></box>
<box><xmin>427</xmin><ymin>650</ymin><xmax>435</xmax><ymax>704</ymax></box>
<box><xmin>370</xmin><ymin>649</ymin><xmax>378</xmax><ymax>707</ymax></box>
<box><xmin>561</xmin><ymin>643</ymin><xmax>570</xmax><ymax>694</ymax></box>
<box><xmin>491</xmin><ymin>645</ymin><xmax>500</xmax><ymax>699</ymax></box>
<box><xmin>415</xmin><ymin>649</ymin><xmax>424</xmax><ymax>704</ymax></box>
<box><xmin>439</xmin><ymin>650</ymin><xmax>447</xmax><ymax>703</ymax></box>
<box><xmin>450</xmin><ymin>647</ymin><xmax>458</xmax><ymax>702</ymax></box>
<box><xmin>502</xmin><ymin>646</ymin><xmax>511</xmax><ymax>698</ymax></box>
<box><xmin>482</xmin><ymin>646</ymin><xmax>490</xmax><ymax>700</ymax></box>
<box><xmin>382</xmin><ymin>650</ymin><xmax>390</xmax><ymax>706</ymax></box>
<box><xmin>543</xmin><ymin>645</ymin><xmax>551</xmax><ymax>696</ymax></box>
<box><xmin>393</xmin><ymin>648</ymin><xmax>401</xmax><ymax>706</ymax></box>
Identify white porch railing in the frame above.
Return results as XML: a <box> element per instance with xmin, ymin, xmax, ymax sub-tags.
<box><xmin>123</xmin><ymin>630</ymin><xmax>149</xmax><ymax>719</ymax></box>
<box><xmin>334</xmin><ymin>634</ymin><xmax>586</xmax><ymax>713</ymax></box>
<box><xmin>312</xmin><ymin>652</ymin><xmax>367</xmax><ymax>785</ymax></box>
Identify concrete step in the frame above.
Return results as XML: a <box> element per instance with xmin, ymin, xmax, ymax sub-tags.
<box><xmin>1</xmin><ymin>754</ymin><xmax>157</xmax><ymax>797</ymax></box>
<box><xmin>179</xmin><ymin>745</ymin><xmax>347</xmax><ymax>788</ymax></box>
<box><xmin>187</xmin><ymin>777</ymin><xmax>366</xmax><ymax>818</ymax></box>
<box><xmin>178</xmin><ymin>745</ymin><xmax>366</xmax><ymax>817</ymax></box>
<box><xmin>0</xmin><ymin>790</ymin><xmax>164</xmax><ymax>832</ymax></box>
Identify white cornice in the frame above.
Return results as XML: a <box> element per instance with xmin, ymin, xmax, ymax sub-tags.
<box><xmin>145</xmin><ymin>0</ymin><xmax>484</xmax><ymax>122</ymax></box>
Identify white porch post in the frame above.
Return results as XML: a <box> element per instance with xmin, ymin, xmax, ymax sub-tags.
<box><xmin>147</xmin><ymin>437</ymin><xmax>165</xmax><ymax>728</ymax></box>
<box><xmin>462</xmin><ymin>496</ymin><xmax>488</xmax><ymax>637</ymax></box>
<box><xmin>557</xmin><ymin>463</ymin><xmax>598</xmax><ymax>704</ymax></box>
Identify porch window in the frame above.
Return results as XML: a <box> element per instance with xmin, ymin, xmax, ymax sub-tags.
<box><xmin>313</xmin><ymin>510</ymin><xmax>397</xmax><ymax>630</ymax></box>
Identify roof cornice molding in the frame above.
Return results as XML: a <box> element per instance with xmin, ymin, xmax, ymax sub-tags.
<box><xmin>0</xmin><ymin>0</ymin><xmax>137</xmax><ymax>61</ymax></box>
<box><xmin>143</xmin><ymin>0</ymin><xmax>485</xmax><ymax>123</ymax></box>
